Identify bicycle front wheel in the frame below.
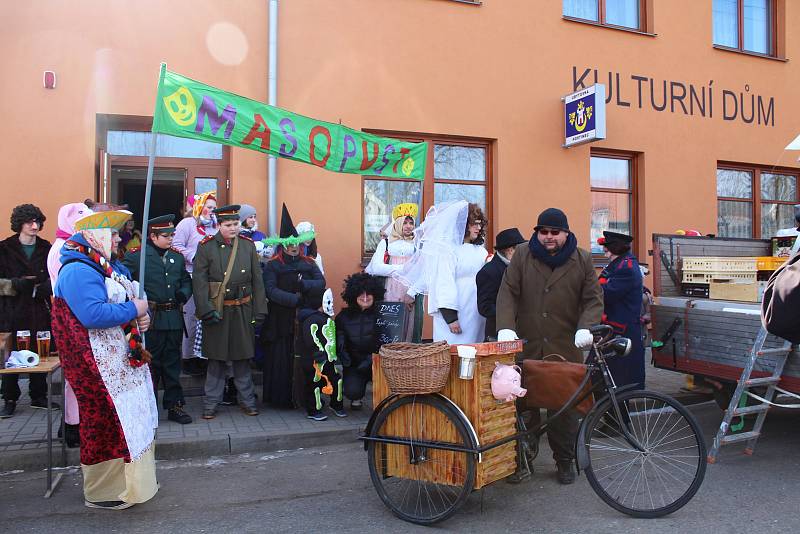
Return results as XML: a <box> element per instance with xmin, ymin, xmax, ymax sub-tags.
<box><xmin>583</xmin><ymin>389</ymin><xmax>706</xmax><ymax>518</ymax></box>
<box><xmin>367</xmin><ymin>394</ymin><xmax>476</xmax><ymax>525</ymax></box>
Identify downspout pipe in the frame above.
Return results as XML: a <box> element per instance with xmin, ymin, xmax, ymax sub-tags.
<box><xmin>268</xmin><ymin>0</ymin><xmax>278</xmax><ymax>233</ymax></box>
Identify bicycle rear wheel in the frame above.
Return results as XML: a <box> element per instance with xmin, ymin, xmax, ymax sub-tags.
<box><xmin>367</xmin><ymin>394</ymin><xmax>476</xmax><ymax>525</ymax></box>
<box><xmin>583</xmin><ymin>389</ymin><xmax>706</xmax><ymax>518</ymax></box>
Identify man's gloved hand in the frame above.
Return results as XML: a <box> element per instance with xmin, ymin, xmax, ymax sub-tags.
<box><xmin>175</xmin><ymin>292</ymin><xmax>188</xmax><ymax>305</ymax></box>
<box><xmin>11</xmin><ymin>277</ymin><xmax>35</xmax><ymax>295</ymax></box>
<box><xmin>252</xmin><ymin>314</ymin><xmax>266</xmax><ymax>331</ymax></box>
<box><xmin>497</xmin><ymin>329</ymin><xmax>519</xmax><ymax>342</ymax></box>
<box><xmin>574</xmin><ymin>329</ymin><xmax>594</xmax><ymax>349</ymax></box>
<box><xmin>203</xmin><ymin>310</ymin><xmax>222</xmax><ymax>326</ymax></box>
<box><xmin>35</xmin><ymin>280</ymin><xmax>52</xmax><ymax>300</ymax></box>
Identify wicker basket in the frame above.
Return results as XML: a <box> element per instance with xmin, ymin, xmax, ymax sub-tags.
<box><xmin>379</xmin><ymin>341</ymin><xmax>451</xmax><ymax>394</ymax></box>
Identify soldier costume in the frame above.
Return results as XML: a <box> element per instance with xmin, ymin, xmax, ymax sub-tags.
<box><xmin>192</xmin><ymin>205</ymin><xmax>267</xmax><ymax>419</ymax></box>
<box><xmin>123</xmin><ymin>215</ymin><xmax>193</xmax><ymax>424</ymax></box>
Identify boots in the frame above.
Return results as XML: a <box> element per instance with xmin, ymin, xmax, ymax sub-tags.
<box><xmin>0</xmin><ymin>401</ymin><xmax>16</xmax><ymax>419</ymax></box>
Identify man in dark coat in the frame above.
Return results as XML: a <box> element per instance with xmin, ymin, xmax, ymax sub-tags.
<box><xmin>193</xmin><ymin>205</ymin><xmax>268</xmax><ymax>419</ymax></box>
<box><xmin>496</xmin><ymin>208</ymin><xmax>603</xmax><ymax>484</ymax></box>
<box><xmin>0</xmin><ymin>204</ymin><xmax>52</xmax><ymax>418</ymax></box>
<box><xmin>123</xmin><ymin>215</ymin><xmax>193</xmax><ymax>424</ymax></box>
<box><xmin>476</xmin><ymin>228</ymin><xmax>525</xmax><ymax>341</ymax></box>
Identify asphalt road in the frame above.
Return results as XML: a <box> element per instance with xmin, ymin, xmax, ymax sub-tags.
<box><xmin>2</xmin><ymin>402</ymin><xmax>799</xmax><ymax>533</ymax></box>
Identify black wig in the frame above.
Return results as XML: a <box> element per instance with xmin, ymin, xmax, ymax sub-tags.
<box><xmin>10</xmin><ymin>204</ymin><xmax>46</xmax><ymax>233</ymax></box>
<box><xmin>341</xmin><ymin>272</ymin><xmax>386</xmax><ymax>309</ymax></box>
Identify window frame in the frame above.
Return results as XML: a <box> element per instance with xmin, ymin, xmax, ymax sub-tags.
<box><xmin>712</xmin><ymin>0</ymin><xmax>778</xmax><ymax>58</ymax></box>
<box><xmin>563</xmin><ymin>0</ymin><xmax>648</xmax><ymax>33</ymax></box>
<box><xmin>360</xmin><ymin>131</ymin><xmax>494</xmax><ymax>262</ymax></box>
<box><xmin>590</xmin><ymin>149</ymin><xmax>640</xmax><ymax>262</ymax></box>
<box><xmin>716</xmin><ymin>162</ymin><xmax>799</xmax><ymax>238</ymax></box>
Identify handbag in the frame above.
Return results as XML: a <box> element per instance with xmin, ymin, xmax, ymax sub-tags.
<box><xmin>761</xmin><ymin>252</ymin><xmax>800</xmax><ymax>343</ymax></box>
<box><xmin>208</xmin><ymin>236</ymin><xmax>239</xmax><ymax>314</ymax></box>
<box><xmin>522</xmin><ymin>354</ymin><xmax>593</xmax><ymax>416</ymax></box>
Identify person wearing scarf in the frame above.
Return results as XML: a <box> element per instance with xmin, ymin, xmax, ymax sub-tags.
<box><xmin>495</xmin><ymin>207</ymin><xmax>603</xmax><ymax>485</ymax></box>
<box><xmin>46</xmin><ymin>202</ymin><xmax>92</xmax><ymax>447</ymax></box>
<box><xmin>172</xmin><ymin>192</ymin><xmax>217</xmax><ymax>372</ymax></box>
<box><xmin>366</xmin><ymin>203</ymin><xmax>418</xmax><ymax>340</ymax></box>
<box><xmin>51</xmin><ymin>210</ymin><xmax>159</xmax><ymax>509</ymax></box>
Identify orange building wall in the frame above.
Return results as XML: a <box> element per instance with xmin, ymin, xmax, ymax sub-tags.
<box><xmin>2</xmin><ymin>0</ymin><xmax>799</xmax><ymax>308</ymax></box>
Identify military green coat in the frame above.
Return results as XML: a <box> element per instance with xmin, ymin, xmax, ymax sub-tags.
<box><xmin>123</xmin><ymin>243</ymin><xmax>192</xmax><ymax>331</ymax></box>
<box><xmin>192</xmin><ymin>233</ymin><xmax>268</xmax><ymax>361</ymax></box>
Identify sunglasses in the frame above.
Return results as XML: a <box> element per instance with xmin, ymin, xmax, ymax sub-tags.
<box><xmin>538</xmin><ymin>229</ymin><xmax>563</xmax><ymax>236</ymax></box>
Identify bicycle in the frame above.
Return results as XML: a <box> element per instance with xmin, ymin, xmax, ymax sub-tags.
<box><xmin>360</xmin><ymin>324</ymin><xmax>707</xmax><ymax>525</ymax></box>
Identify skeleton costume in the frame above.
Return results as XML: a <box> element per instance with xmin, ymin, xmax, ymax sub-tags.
<box><xmin>296</xmin><ymin>288</ymin><xmax>344</xmax><ymax>419</ymax></box>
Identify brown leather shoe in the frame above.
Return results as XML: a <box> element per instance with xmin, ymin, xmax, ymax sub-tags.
<box><xmin>240</xmin><ymin>404</ymin><xmax>258</xmax><ymax>416</ymax></box>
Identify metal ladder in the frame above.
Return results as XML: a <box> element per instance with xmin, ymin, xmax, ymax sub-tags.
<box><xmin>707</xmin><ymin>236</ymin><xmax>800</xmax><ymax>464</ymax></box>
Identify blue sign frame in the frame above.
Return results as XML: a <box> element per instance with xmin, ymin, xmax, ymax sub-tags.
<box><xmin>564</xmin><ymin>84</ymin><xmax>606</xmax><ymax>148</ymax></box>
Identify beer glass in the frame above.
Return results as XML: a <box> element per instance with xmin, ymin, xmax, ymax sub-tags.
<box><xmin>37</xmin><ymin>331</ymin><xmax>51</xmax><ymax>361</ymax></box>
<box><xmin>16</xmin><ymin>330</ymin><xmax>31</xmax><ymax>351</ymax></box>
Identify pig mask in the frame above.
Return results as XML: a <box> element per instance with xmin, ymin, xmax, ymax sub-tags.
<box><xmin>491</xmin><ymin>362</ymin><xmax>527</xmax><ymax>403</ymax></box>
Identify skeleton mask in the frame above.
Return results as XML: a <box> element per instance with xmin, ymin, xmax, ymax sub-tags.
<box><xmin>322</xmin><ymin>288</ymin><xmax>335</xmax><ymax>317</ymax></box>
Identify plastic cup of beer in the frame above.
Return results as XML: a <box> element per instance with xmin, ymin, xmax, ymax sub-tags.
<box><xmin>16</xmin><ymin>330</ymin><xmax>31</xmax><ymax>351</ymax></box>
<box><xmin>37</xmin><ymin>331</ymin><xmax>51</xmax><ymax>362</ymax></box>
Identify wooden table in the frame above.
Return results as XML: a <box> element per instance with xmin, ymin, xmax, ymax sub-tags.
<box><xmin>0</xmin><ymin>357</ymin><xmax>66</xmax><ymax>497</ymax></box>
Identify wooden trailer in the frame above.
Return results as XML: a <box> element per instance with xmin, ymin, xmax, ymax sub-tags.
<box><xmin>650</xmin><ymin>234</ymin><xmax>800</xmax><ymax>395</ymax></box>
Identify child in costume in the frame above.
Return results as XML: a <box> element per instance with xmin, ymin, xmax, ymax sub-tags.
<box><xmin>296</xmin><ymin>287</ymin><xmax>345</xmax><ymax>421</ymax></box>
<box><xmin>336</xmin><ymin>272</ymin><xmax>386</xmax><ymax>410</ymax></box>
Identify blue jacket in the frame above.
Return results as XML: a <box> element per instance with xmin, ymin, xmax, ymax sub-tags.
<box><xmin>54</xmin><ymin>234</ymin><xmax>138</xmax><ymax>329</ymax></box>
<box><xmin>599</xmin><ymin>252</ymin><xmax>645</xmax><ymax>388</ymax></box>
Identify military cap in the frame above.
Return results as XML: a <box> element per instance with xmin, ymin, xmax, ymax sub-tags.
<box><xmin>213</xmin><ymin>204</ymin><xmax>241</xmax><ymax>222</ymax></box>
<box><xmin>147</xmin><ymin>214</ymin><xmax>176</xmax><ymax>234</ymax></box>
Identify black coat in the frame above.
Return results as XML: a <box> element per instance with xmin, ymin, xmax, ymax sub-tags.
<box><xmin>262</xmin><ymin>255</ymin><xmax>325</xmax><ymax>342</ymax></box>
<box><xmin>0</xmin><ymin>235</ymin><xmax>52</xmax><ymax>337</ymax></box>
<box><xmin>475</xmin><ymin>254</ymin><xmax>507</xmax><ymax>340</ymax></box>
<box><xmin>335</xmin><ymin>306</ymin><xmax>380</xmax><ymax>368</ymax></box>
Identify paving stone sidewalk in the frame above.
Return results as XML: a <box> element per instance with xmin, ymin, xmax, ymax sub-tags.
<box><xmin>0</xmin><ymin>354</ymin><xmax>711</xmax><ymax>472</ymax></box>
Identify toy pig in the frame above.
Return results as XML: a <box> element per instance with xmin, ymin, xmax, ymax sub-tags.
<box><xmin>491</xmin><ymin>362</ymin><xmax>527</xmax><ymax>403</ymax></box>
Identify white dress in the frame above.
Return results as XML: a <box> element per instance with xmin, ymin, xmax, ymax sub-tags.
<box><xmin>430</xmin><ymin>243</ymin><xmax>488</xmax><ymax>344</ymax></box>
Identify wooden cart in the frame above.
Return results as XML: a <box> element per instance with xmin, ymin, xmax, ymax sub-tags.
<box><xmin>371</xmin><ymin>340</ymin><xmax>522</xmax><ymax>489</ymax></box>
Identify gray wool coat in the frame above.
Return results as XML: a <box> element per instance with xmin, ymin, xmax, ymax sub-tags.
<box><xmin>496</xmin><ymin>242</ymin><xmax>603</xmax><ymax>362</ymax></box>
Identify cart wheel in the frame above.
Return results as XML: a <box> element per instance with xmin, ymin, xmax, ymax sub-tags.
<box><xmin>583</xmin><ymin>390</ymin><xmax>707</xmax><ymax>518</ymax></box>
<box><xmin>367</xmin><ymin>394</ymin><xmax>477</xmax><ymax>525</ymax></box>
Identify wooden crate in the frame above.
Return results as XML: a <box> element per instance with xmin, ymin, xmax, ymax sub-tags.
<box><xmin>681</xmin><ymin>270</ymin><xmax>756</xmax><ymax>284</ymax></box>
<box><xmin>681</xmin><ymin>256</ymin><xmax>757</xmax><ymax>272</ymax></box>
<box><xmin>372</xmin><ymin>341</ymin><xmax>522</xmax><ymax>490</ymax></box>
<box><xmin>708</xmin><ymin>281</ymin><xmax>758</xmax><ymax>302</ymax></box>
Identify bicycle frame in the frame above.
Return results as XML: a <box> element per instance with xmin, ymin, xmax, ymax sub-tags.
<box><xmin>361</xmin><ymin>342</ymin><xmax>644</xmax><ymax>462</ymax></box>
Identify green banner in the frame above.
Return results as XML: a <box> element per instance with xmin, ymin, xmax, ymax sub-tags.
<box><xmin>152</xmin><ymin>65</ymin><xmax>426</xmax><ymax>180</ymax></box>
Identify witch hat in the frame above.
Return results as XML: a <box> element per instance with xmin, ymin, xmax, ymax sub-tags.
<box><xmin>279</xmin><ymin>203</ymin><xmax>298</xmax><ymax>238</ymax></box>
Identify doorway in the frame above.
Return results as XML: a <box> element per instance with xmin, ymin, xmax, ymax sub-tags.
<box><xmin>111</xmin><ymin>166</ymin><xmax>185</xmax><ymax>230</ymax></box>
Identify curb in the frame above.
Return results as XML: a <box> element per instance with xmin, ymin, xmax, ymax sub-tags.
<box><xmin>1</xmin><ymin>427</ymin><xmax>364</xmax><ymax>473</ymax></box>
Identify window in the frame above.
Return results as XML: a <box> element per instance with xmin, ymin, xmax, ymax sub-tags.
<box><xmin>590</xmin><ymin>153</ymin><xmax>636</xmax><ymax>255</ymax></box>
<box><xmin>563</xmin><ymin>0</ymin><xmax>644</xmax><ymax>31</ymax></box>
<box><xmin>362</xmin><ymin>134</ymin><xmax>492</xmax><ymax>259</ymax></box>
<box><xmin>716</xmin><ymin>164</ymin><xmax>798</xmax><ymax>238</ymax></box>
<box><xmin>107</xmin><ymin>130</ymin><xmax>223</xmax><ymax>159</ymax></box>
<box><xmin>713</xmin><ymin>0</ymin><xmax>774</xmax><ymax>56</ymax></box>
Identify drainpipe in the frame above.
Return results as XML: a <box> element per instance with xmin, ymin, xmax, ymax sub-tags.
<box><xmin>268</xmin><ymin>0</ymin><xmax>279</xmax><ymax>233</ymax></box>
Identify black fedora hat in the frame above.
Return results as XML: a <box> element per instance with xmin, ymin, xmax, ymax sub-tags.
<box><xmin>495</xmin><ymin>227</ymin><xmax>525</xmax><ymax>250</ymax></box>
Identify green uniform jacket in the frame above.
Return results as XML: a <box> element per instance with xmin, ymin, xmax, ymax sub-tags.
<box><xmin>123</xmin><ymin>243</ymin><xmax>192</xmax><ymax>331</ymax></box>
<box><xmin>192</xmin><ymin>233</ymin><xmax>268</xmax><ymax>361</ymax></box>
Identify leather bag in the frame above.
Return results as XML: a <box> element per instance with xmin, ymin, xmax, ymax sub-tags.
<box><xmin>761</xmin><ymin>252</ymin><xmax>800</xmax><ymax>343</ymax></box>
<box><xmin>522</xmin><ymin>354</ymin><xmax>593</xmax><ymax>415</ymax></box>
<box><xmin>208</xmin><ymin>236</ymin><xmax>239</xmax><ymax>314</ymax></box>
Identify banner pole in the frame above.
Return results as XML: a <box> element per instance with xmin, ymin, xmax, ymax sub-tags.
<box><xmin>138</xmin><ymin>63</ymin><xmax>167</xmax><ymax>301</ymax></box>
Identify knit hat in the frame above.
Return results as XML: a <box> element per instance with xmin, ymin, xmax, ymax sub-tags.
<box><xmin>238</xmin><ymin>204</ymin><xmax>257</xmax><ymax>223</ymax></box>
<box><xmin>534</xmin><ymin>208</ymin><xmax>569</xmax><ymax>232</ymax></box>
